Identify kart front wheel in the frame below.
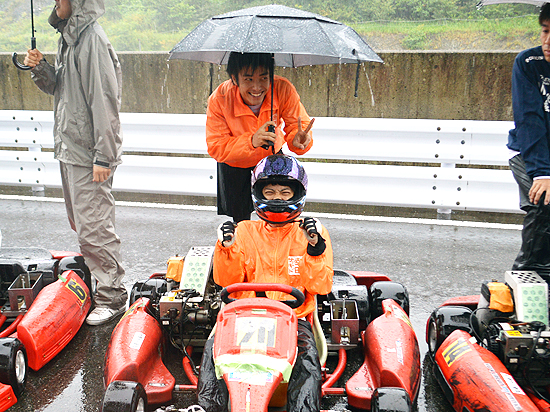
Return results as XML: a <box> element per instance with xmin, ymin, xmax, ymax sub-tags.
<box><xmin>370</xmin><ymin>281</ymin><xmax>410</xmax><ymax>318</ymax></box>
<box><xmin>102</xmin><ymin>380</ymin><xmax>147</xmax><ymax>412</ymax></box>
<box><xmin>371</xmin><ymin>387</ymin><xmax>412</xmax><ymax>412</ymax></box>
<box><xmin>427</xmin><ymin>305</ymin><xmax>472</xmax><ymax>356</ymax></box>
<box><xmin>0</xmin><ymin>338</ymin><xmax>27</xmax><ymax>397</ymax></box>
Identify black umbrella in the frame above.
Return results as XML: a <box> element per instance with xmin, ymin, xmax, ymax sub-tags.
<box><xmin>169</xmin><ymin>4</ymin><xmax>383</xmax><ymax>115</ymax></box>
<box><xmin>477</xmin><ymin>0</ymin><xmax>543</xmax><ymax>6</ymax></box>
<box><xmin>12</xmin><ymin>0</ymin><xmax>36</xmax><ymax>71</ymax></box>
<box><xmin>169</xmin><ymin>4</ymin><xmax>382</xmax><ymax>66</ymax></box>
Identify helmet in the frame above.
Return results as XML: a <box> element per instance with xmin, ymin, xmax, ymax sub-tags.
<box><xmin>251</xmin><ymin>154</ymin><xmax>308</xmax><ymax>224</ymax></box>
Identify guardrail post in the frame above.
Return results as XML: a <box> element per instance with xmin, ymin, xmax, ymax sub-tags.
<box><xmin>437</xmin><ymin>162</ymin><xmax>455</xmax><ymax>219</ymax></box>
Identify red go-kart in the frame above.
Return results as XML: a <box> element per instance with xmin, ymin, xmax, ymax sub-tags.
<box><xmin>0</xmin><ymin>247</ymin><xmax>92</xmax><ymax>410</ymax></box>
<box><xmin>102</xmin><ymin>246</ymin><xmax>421</xmax><ymax>412</ymax></box>
<box><xmin>426</xmin><ymin>270</ymin><xmax>550</xmax><ymax>411</ymax></box>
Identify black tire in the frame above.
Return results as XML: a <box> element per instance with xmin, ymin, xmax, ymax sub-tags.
<box><xmin>102</xmin><ymin>381</ymin><xmax>147</xmax><ymax>412</ymax></box>
<box><xmin>58</xmin><ymin>255</ymin><xmax>93</xmax><ymax>293</ymax></box>
<box><xmin>371</xmin><ymin>387</ymin><xmax>413</xmax><ymax>412</ymax></box>
<box><xmin>0</xmin><ymin>338</ymin><xmax>27</xmax><ymax>398</ymax></box>
<box><xmin>426</xmin><ymin>305</ymin><xmax>472</xmax><ymax>356</ymax></box>
<box><xmin>370</xmin><ymin>281</ymin><xmax>410</xmax><ymax>318</ymax></box>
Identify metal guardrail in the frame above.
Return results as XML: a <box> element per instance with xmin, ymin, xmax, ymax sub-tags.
<box><xmin>0</xmin><ymin>110</ymin><xmax>519</xmax><ymax>214</ymax></box>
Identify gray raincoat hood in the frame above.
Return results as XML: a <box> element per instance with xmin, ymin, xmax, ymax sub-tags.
<box><xmin>49</xmin><ymin>0</ymin><xmax>105</xmax><ymax>45</ymax></box>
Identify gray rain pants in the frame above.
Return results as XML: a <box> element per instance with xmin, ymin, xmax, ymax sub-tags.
<box><xmin>60</xmin><ymin>162</ymin><xmax>127</xmax><ymax>309</ymax></box>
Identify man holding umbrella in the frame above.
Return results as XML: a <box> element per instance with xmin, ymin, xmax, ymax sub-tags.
<box><xmin>22</xmin><ymin>0</ymin><xmax>128</xmax><ymax>325</ymax></box>
<box><xmin>206</xmin><ymin>52</ymin><xmax>314</xmax><ymax>223</ymax></box>
<box><xmin>508</xmin><ymin>3</ymin><xmax>550</xmax><ymax>280</ymax></box>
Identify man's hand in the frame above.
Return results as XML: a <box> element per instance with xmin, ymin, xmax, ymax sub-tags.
<box><xmin>23</xmin><ymin>49</ymin><xmax>43</xmax><ymax>68</ymax></box>
<box><xmin>217</xmin><ymin>221</ymin><xmax>237</xmax><ymax>247</ymax></box>
<box><xmin>93</xmin><ymin>165</ymin><xmax>111</xmax><ymax>182</ymax></box>
<box><xmin>300</xmin><ymin>217</ymin><xmax>321</xmax><ymax>246</ymax></box>
<box><xmin>292</xmin><ymin>117</ymin><xmax>314</xmax><ymax>150</ymax></box>
<box><xmin>529</xmin><ymin>178</ymin><xmax>550</xmax><ymax>205</ymax></box>
<box><xmin>252</xmin><ymin>121</ymin><xmax>277</xmax><ymax>149</ymax></box>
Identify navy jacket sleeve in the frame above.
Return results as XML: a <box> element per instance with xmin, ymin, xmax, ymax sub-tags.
<box><xmin>508</xmin><ymin>48</ymin><xmax>550</xmax><ymax>178</ymax></box>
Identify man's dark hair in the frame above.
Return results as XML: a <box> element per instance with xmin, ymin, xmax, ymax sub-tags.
<box><xmin>540</xmin><ymin>3</ymin><xmax>550</xmax><ymax>25</ymax></box>
<box><xmin>226</xmin><ymin>52</ymin><xmax>274</xmax><ymax>83</ymax></box>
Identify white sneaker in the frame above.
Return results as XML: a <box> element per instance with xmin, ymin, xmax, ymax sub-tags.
<box><xmin>86</xmin><ymin>305</ymin><xmax>126</xmax><ymax>326</ymax></box>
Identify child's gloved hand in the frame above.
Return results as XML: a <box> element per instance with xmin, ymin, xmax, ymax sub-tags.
<box><xmin>217</xmin><ymin>221</ymin><xmax>237</xmax><ymax>247</ymax></box>
<box><xmin>300</xmin><ymin>217</ymin><xmax>321</xmax><ymax>246</ymax></box>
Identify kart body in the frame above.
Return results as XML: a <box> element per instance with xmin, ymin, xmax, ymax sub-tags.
<box><xmin>103</xmin><ymin>246</ymin><xmax>421</xmax><ymax>412</ymax></box>
<box><xmin>426</xmin><ymin>270</ymin><xmax>550</xmax><ymax>412</ymax></box>
<box><xmin>0</xmin><ymin>247</ymin><xmax>92</xmax><ymax>410</ymax></box>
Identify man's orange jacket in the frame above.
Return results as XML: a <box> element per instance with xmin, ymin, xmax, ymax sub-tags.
<box><xmin>206</xmin><ymin>76</ymin><xmax>313</xmax><ymax>169</ymax></box>
<box><xmin>213</xmin><ymin>220</ymin><xmax>333</xmax><ymax>318</ymax></box>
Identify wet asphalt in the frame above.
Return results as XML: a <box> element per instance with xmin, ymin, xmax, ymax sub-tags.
<box><xmin>0</xmin><ymin>195</ymin><xmax>523</xmax><ymax>412</ymax></box>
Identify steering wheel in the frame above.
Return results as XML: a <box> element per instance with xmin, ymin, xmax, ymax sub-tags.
<box><xmin>220</xmin><ymin>283</ymin><xmax>305</xmax><ymax>309</ymax></box>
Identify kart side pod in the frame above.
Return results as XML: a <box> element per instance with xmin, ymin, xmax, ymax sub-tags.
<box><xmin>104</xmin><ymin>297</ymin><xmax>175</xmax><ymax>405</ymax></box>
<box><xmin>16</xmin><ymin>270</ymin><xmax>91</xmax><ymax>371</ymax></box>
<box><xmin>434</xmin><ymin>329</ymin><xmax>540</xmax><ymax>412</ymax></box>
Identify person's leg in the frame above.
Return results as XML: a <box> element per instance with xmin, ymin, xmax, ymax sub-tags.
<box><xmin>510</xmin><ymin>154</ymin><xmax>550</xmax><ymax>276</ymax></box>
<box><xmin>197</xmin><ymin>336</ymin><xmax>229</xmax><ymax>412</ymax></box>
<box><xmin>287</xmin><ymin>319</ymin><xmax>322</xmax><ymax>412</ymax></box>
<box><xmin>217</xmin><ymin>163</ymin><xmax>254</xmax><ymax>223</ymax></box>
<box><xmin>61</xmin><ymin>163</ymin><xmax>127</xmax><ymax>323</ymax></box>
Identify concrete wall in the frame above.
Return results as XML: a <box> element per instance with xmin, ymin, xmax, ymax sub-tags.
<box><xmin>1</xmin><ymin>51</ymin><xmax>516</xmax><ymax>121</ymax></box>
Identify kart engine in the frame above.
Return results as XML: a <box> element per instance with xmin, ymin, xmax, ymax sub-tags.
<box><xmin>476</xmin><ymin>271</ymin><xmax>550</xmax><ymax>396</ymax></box>
<box><xmin>129</xmin><ymin>247</ymin><xmax>222</xmax><ymax>353</ymax></box>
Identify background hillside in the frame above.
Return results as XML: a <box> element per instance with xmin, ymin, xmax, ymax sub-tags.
<box><xmin>0</xmin><ymin>0</ymin><xmax>542</xmax><ymax>52</ymax></box>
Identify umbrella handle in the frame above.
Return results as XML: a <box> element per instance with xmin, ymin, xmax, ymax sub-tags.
<box><xmin>12</xmin><ymin>52</ymin><xmax>32</xmax><ymax>71</ymax></box>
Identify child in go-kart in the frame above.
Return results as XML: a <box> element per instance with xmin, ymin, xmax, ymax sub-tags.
<box><xmin>197</xmin><ymin>154</ymin><xmax>333</xmax><ymax>412</ymax></box>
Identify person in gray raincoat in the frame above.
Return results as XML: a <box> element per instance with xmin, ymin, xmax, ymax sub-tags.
<box><xmin>24</xmin><ymin>0</ymin><xmax>127</xmax><ymax>325</ymax></box>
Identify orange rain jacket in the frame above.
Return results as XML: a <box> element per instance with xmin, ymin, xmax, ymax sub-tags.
<box><xmin>213</xmin><ymin>220</ymin><xmax>333</xmax><ymax>318</ymax></box>
<box><xmin>206</xmin><ymin>76</ymin><xmax>313</xmax><ymax>169</ymax></box>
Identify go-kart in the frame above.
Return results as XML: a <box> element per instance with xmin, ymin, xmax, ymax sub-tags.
<box><xmin>0</xmin><ymin>247</ymin><xmax>92</xmax><ymax>411</ymax></box>
<box><xmin>426</xmin><ymin>270</ymin><xmax>550</xmax><ymax>411</ymax></box>
<box><xmin>102</xmin><ymin>246</ymin><xmax>421</xmax><ymax>412</ymax></box>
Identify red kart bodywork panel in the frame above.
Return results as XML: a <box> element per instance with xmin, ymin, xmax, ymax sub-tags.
<box><xmin>435</xmin><ymin>329</ymin><xmax>540</xmax><ymax>412</ymax></box>
<box><xmin>0</xmin><ymin>383</ymin><xmax>16</xmax><ymax>411</ymax></box>
<box><xmin>347</xmin><ymin>271</ymin><xmax>392</xmax><ymax>289</ymax></box>
<box><xmin>104</xmin><ymin>298</ymin><xmax>175</xmax><ymax>405</ymax></box>
<box><xmin>440</xmin><ymin>295</ymin><xmax>480</xmax><ymax>310</ymax></box>
<box><xmin>16</xmin><ymin>270</ymin><xmax>91</xmax><ymax>371</ymax></box>
<box><xmin>214</xmin><ymin>298</ymin><xmax>298</xmax><ymax>412</ymax></box>
<box><xmin>346</xmin><ymin>299</ymin><xmax>421</xmax><ymax>410</ymax></box>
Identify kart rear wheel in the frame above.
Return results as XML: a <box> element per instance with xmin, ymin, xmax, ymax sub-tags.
<box><xmin>371</xmin><ymin>387</ymin><xmax>412</xmax><ymax>412</ymax></box>
<box><xmin>370</xmin><ymin>281</ymin><xmax>410</xmax><ymax>318</ymax></box>
<box><xmin>0</xmin><ymin>338</ymin><xmax>27</xmax><ymax>397</ymax></box>
<box><xmin>427</xmin><ymin>305</ymin><xmax>472</xmax><ymax>356</ymax></box>
<box><xmin>102</xmin><ymin>380</ymin><xmax>147</xmax><ymax>412</ymax></box>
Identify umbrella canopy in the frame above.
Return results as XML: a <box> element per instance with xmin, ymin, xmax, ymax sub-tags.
<box><xmin>477</xmin><ymin>0</ymin><xmax>543</xmax><ymax>7</ymax></box>
<box><xmin>169</xmin><ymin>4</ymin><xmax>383</xmax><ymax>66</ymax></box>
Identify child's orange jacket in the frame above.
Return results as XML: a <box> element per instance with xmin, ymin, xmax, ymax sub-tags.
<box><xmin>213</xmin><ymin>219</ymin><xmax>333</xmax><ymax>318</ymax></box>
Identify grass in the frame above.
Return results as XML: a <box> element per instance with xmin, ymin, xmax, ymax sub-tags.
<box><xmin>1</xmin><ymin>13</ymin><xmax>542</xmax><ymax>53</ymax></box>
<box><xmin>351</xmin><ymin>14</ymin><xmax>540</xmax><ymax>50</ymax></box>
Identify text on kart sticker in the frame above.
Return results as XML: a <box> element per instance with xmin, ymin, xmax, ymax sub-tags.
<box><xmin>442</xmin><ymin>337</ymin><xmax>471</xmax><ymax>367</ymax></box>
<box><xmin>236</xmin><ymin>317</ymin><xmax>277</xmax><ymax>349</ymax></box>
<box><xmin>121</xmin><ymin>298</ymin><xmax>147</xmax><ymax>321</ymax></box>
<box><xmin>390</xmin><ymin>304</ymin><xmax>414</xmax><ymax>329</ymax></box>
<box><xmin>65</xmin><ymin>278</ymin><xmax>87</xmax><ymax>304</ymax></box>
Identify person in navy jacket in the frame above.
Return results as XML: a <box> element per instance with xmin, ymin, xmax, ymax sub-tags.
<box><xmin>508</xmin><ymin>3</ymin><xmax>550</xmax><ymax>279</ymax></box>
